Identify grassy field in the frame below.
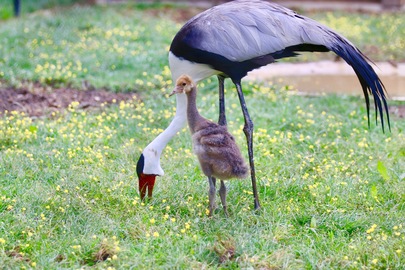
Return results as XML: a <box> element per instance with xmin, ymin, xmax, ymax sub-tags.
<box><xmin>1</xmin><ymin>2</ymin><xmax>404</xmax><ymax>269</ymax></box>
<box><xmin>0</xmin><ymin>0</ymin><xmax>85</xmax><ymax>20</ymax></box>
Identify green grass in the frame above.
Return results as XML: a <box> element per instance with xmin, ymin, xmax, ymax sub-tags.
<box><xmin>0</xmin><ymin>3</ymin><xmax>405</xmax><ymax>269</ymax></box>
<box><xmin>0</xmin><ymin>3</ymin><xmax>179</xmax><ymax>91</ymax></box>
<box><xmin>1</xmin><ymin>82</ymin><xmax>404</xmax><ymax>269</ymax></box>
<box><xmin>0</xmin><ymin>0</ymin><xmax>86</xmax><ymax>20</ymax></box>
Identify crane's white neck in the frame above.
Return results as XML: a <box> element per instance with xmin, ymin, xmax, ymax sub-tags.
<box><xmin>142</xmin><ymin>52</ymin><xmax>219</xmax><ymax>176</ymax></box>
<box><xmin>142</xmin><ymin>93</ymin><xmax>187</xmax><ymax>175</ymax></box>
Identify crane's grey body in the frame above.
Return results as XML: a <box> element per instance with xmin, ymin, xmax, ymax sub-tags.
<box><xmin>179</xmin><ymin>0</ymin><xmax>336</xmax><ymax>62</ymax></box>
<box><xmin>171</xmin><ymin>0</ymin><xmax>389</xmax><ymax>132</ymax></box>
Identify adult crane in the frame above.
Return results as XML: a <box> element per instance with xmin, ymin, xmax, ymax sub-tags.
<box><xmin>136</xmin><ymin>0</ymin><xmax>390</xmax><ymax>210</ymax></box>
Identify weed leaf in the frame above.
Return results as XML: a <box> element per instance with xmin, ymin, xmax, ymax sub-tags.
<box><xmin>377</xmin><ymin>160</ymin><xmax>389</xmax><ymax>181</ymax></box>
<box><xmin>310</xmin><ymin>216</ymin><xmax>317</xmax><ymax>229</ymax></box>
<box><xmin>370</xmin><ymin>184</ymin><xmax>378</xmax><ymax>199</ymax></box>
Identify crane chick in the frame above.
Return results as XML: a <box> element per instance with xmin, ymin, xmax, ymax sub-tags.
<box><xmin>171</xmin><ymin>74</ymin><xmax>248</xmax><ymax>216</ymax></box>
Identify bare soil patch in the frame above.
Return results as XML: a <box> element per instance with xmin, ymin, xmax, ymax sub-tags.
<box><xmin>0</xmin><ymin>84</ymin><xmax>136</xmax><ymax>117</ymax></box>
<box><xmin>1</xmin><ymin>83</ymin><xmax>403</xmax><ymax>119</ymax></box>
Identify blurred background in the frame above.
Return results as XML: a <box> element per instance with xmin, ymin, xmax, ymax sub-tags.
<box><xmin>0</xmin><ymin>0</ymin><xmax>404</xmax><ymax>102</ymax></box>
<box><xmin>2</xmin><ymin>0</ymin><xmax>405</xmax><ymax>19</ymax></box>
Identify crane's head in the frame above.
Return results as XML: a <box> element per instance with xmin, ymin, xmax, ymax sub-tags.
<box><xmin>170</xmin><ymin>74</ymin><xmax>195</xmax><ymax>96</ymax></box>
<box><xmin>136</xmin><ymin>153</ymin><xmax>157</xmax><ymax>201</ymax></box>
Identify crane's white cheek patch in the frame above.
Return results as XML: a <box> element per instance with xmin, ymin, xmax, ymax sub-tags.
<box><xmin>169</xmin><ymin>52</ymin><xmax>220</xmax><ymax>82</ymax></box>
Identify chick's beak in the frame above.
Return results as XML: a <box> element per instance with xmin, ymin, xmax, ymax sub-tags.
<box><xmin>138</xmin><ymin>174</ymin><xmax>156</xmax><ymax>200</ymax></box>
<box><xmin>169</xmin><ymin>85</ymin><xmax>182</xmax><ymax>97</ymax></box>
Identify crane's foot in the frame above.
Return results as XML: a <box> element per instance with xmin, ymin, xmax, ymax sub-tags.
<box><xmin>223</xmin><ymin>206</ymin><xmax>229</xmax><ymax>218</ymax></box>
<box><xmin>254</xmin><ymin>199</ymin><xmax>261</xmax><ymax>211</ymax></box>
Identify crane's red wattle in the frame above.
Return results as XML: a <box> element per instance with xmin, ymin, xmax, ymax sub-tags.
<box><xmin>138</xmin><ymin>174</ymin><xmax>156</xmax><ymax>200</ymax></box>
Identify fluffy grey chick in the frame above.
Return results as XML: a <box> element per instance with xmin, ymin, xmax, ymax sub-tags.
<box><xmin>171</xmin><ymin>74</ymin><xmax>248</xmax><ymax>216</ymax></box>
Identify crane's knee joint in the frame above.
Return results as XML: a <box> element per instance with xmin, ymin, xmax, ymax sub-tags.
<box><xmin>243</xmin><ymin>120</ymin><xmax>254</xmax><ymax>135</ymax></box>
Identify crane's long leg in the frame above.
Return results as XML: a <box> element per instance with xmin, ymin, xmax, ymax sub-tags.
<box><xmin>217</xmin><ymin>75</ymin><xmax>227</xmax><ymax>126</ymax></box>
<box><xmin>219</xmin><ymin>180</ymin><xmax>228</xmax><ymax>217</ymax></box>
<box><xmin>208</xmin><ymin>176</ymin><xmax>217</xmax><ymax>216</ymax></box>
<box><xmin>234</xmin><ymin>81</ymin><xmax>261</xmax><ymax>210</ymax></box>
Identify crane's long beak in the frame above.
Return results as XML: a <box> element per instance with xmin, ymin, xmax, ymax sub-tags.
<box><xmin>138</xmin><ymin>173</ymin><xmax>156</xmax><ymax>200</ymax></box>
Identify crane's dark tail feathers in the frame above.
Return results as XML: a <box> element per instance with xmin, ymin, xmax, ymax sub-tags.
<box><xmin>327</xmin><ymin>34</ymin><xmax>390</xmax><ymax>132</ymax></box>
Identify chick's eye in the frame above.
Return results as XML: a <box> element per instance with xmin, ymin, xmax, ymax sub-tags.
<box><xmin>182</xmin><ymin>83</ymin><xmax>186</xmax><ymax>86</ymax></box>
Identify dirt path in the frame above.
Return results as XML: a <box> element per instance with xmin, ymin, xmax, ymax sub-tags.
<box><xmin>1</xmin><ymin>61</ymin><xmax>403</xmax><ymax>118</ymax></box>
<box><xmin>0</xmin><ymin>84</ymin><xmax>136</xmax><ymax>117</ymax></box>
